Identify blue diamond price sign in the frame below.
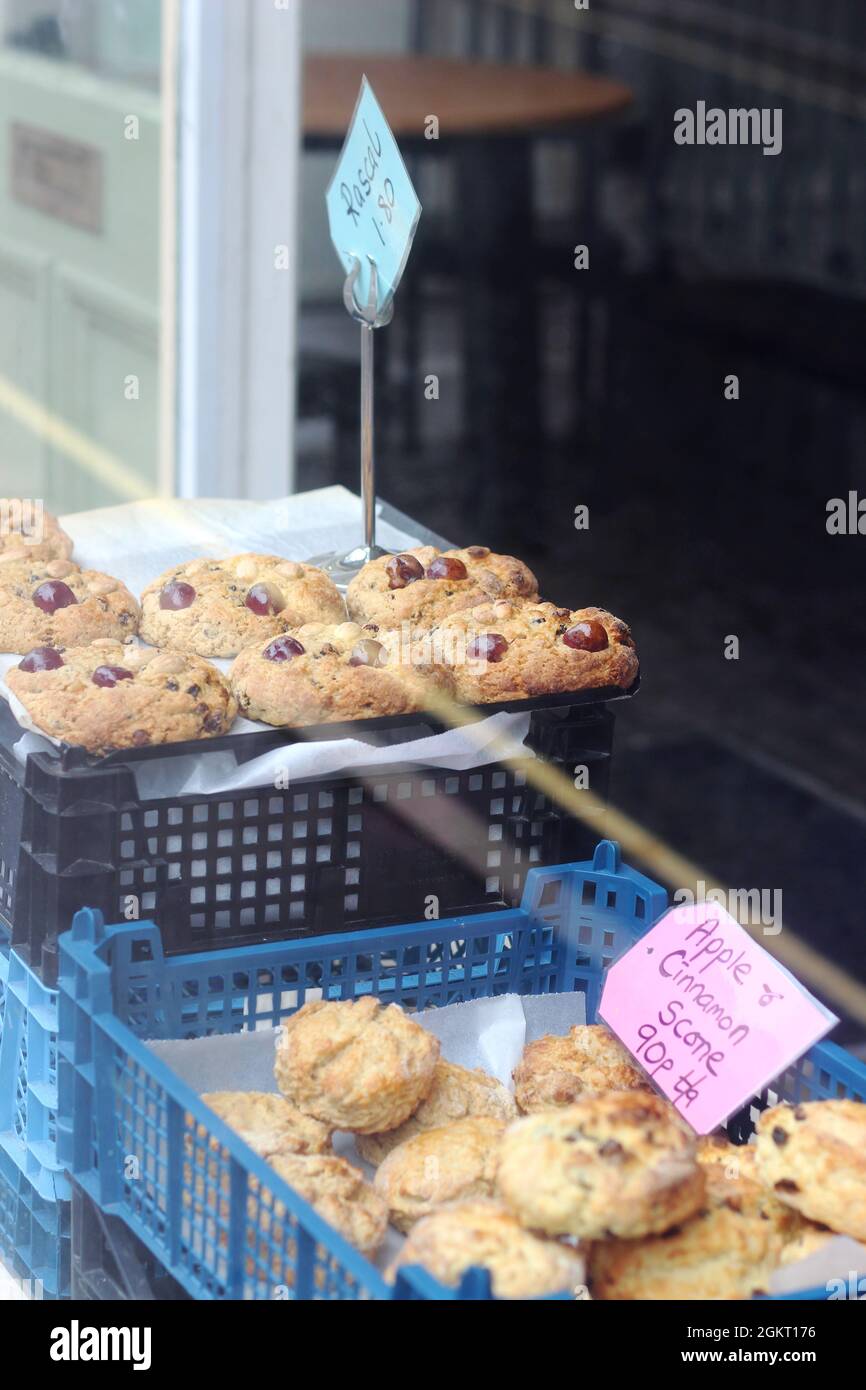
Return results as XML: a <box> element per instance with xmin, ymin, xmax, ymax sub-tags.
<box><xmin>326</xmin><ymin>76</ymin><xmax>422</xmax><ymax>319</ymax></box>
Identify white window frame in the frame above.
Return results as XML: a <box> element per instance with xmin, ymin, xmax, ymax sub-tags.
<box><xmin>172</xmin><ymin>0</ymin><xmax>302</xmax><ymax>499</ymax></box>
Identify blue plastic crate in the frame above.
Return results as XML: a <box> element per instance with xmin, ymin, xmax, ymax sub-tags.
<box><xmin>0</xmin><ymin>1144</ymin><xmax>70</xmax><ymax>1299</ymax></box>
<box><xmin>0</xmin><ymin>948</ymin><xmax>69</xmax><ymax>1202</ymax></box>
<box><xmin>0</xmin><ymin>932</ymin><xmax>7</xmax><ymax>1028</ymax></box>
<box><xmin>55</xmin><ymin>841</ymin><xmax>866</xmax><ymax>1301</ymax></box>
<box><xmin>0</xmin><ymin>945</ymin><xmax>71</xmax><ymax>1299</ymax></box>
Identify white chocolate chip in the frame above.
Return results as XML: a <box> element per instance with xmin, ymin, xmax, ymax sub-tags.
<box><xmin>349</xmin><ymin>638</ymin><xmax>386</xmax><ymax>668</ymax></box>
<box><xmin>147</xmin><ymin>653</ymin><xmax>187</xmax><ymax>675</ymax></box>
<box><xmin>87</xmin><ymin>575</ymin><xmax>119</xmax><ymax>596</ymax></box>
<box><xmin>40</xmin><ymin>559</ymin><xmax>76</xmax><ymax>579</ymax></box>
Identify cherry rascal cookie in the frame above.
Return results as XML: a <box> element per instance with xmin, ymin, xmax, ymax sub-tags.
<box><xmin>274</xmin><ymin>997</ymin><xmax>440</xmax><ymax>1135</ymax></box>
<box><xmin>497</xmin><ymin>1091</ymin><xmax>705</xmax><ymax>1240</ymax></box>
<box><xmin>356</xmin><ymin>1060</ymin><xmax>517</xmax><ymax>1167</ymax></box>
<box><xmin>230</xmin><ymin>620</ymin><xmax>455</xmax><ymax>726</ymax></box>
<box><xmin>513</xmin><ymin>1024</ymin><xmax>651</xmax><ymax>1114</ymax></box>
<box><xmin>140</xmin><ymin>555</ymin><xmax>346</xmax><ymax>658</ymax></box>
<box><xmin>345</xmin><ymin>545</ymin><xmax>538</xmax><ymax>631</ymax></box>
<box><xmin>387</xmin><ymin>1199</ymin><xmax>585</xmax><ymax>1300</ymax></box>
<box><xmin>0</xmin><ymin>558</ymin><xmax>139</xmax><ymax>652</ymax></box>
<box><xmin>6</xmin><ymin>640</ymin><xmax>237</xmax><ymax>753</ymax></box>
<box><xmin>429</xmin><ymin>600</ymin><xmax>638</xmax><ymax>701</ymax></box>
<box><xmin>0</xmin><ymin>502</ymin><xmax>73</xmax><ymax>564</ymax></box>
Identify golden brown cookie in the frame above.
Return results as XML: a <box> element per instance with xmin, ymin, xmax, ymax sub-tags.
<box><xmin>589</xmin><ymin>1167</ymin><xmax>782</xmax><ymax>1300</ymax></box>
<box><xmin>0</xmin><ymin>502</ymin><xmax>73</xmax><ymax>564</ymax></box>
<box><xmin>229</xmin><ymin>620</ymin><xmax>455</xmax><ymax>726</ymax></box>
<box><xmin>274</xmin><ymin>997</ymin><xmax>440</xmax><ymax>1135</ymax></box>
<box><xmin>200</xmin><ymin>1091</ymin><xmax>332</xmax><ymax>1158</ymax></box>
<box><xmin>387</xmin><ymin>1199</ymin><xmax>584</xmax><ymax>1299</ymax></box>
<box><xmin>356</xmin><ymin>1060</ymin><xmax>517</xmax><ymax>1166</ymax></box>
<box><xmin>266</xmin><ymin>1153</ymin><xmax>388</xmax><ymax>1256</ymax></box>
<box><xmin>345</xmin><ymin>545</ymin><xmax>538</xmax><ymax>632</ymax></box>
<box><xmin>497</xmin><ymin>1091</ymin><xmax>704</xmax><ymax>1239</ymax></box>
<box><xmin>0</xmin><ymin>558</ymin><xmax>139</xmax><ymax>652</ymax></box>
<box><xmin>513</xmin><ymin>1024</ymin><xmax>651</xmax><ymax>1114</ymax></box>
<box><xmin>429</xmin><ymin>600</ymin><xmax>638</xmax><ymax>701</ymax></box>
<box><xmin>374</xmin><ymin>1117</ymin><xmax>506</xmax><ymax>1232</ymax></box>
<box><xmin>6</xmin><ymin>639</ymin><xmax>237</xmax><ymax>752</ymax></box>
<box><xmin>140</xmin><ymin>555</ymin><xmax>346</xmax><ymax>658</ymax></box>
<box><xmin>754</xmin><ymin>1099</ymin><xmax>866</xmax><ymax>1239</ymax></box>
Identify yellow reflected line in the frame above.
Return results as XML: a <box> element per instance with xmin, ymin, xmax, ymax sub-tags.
<box><xmin>1</xmin><ymin>371</ymin><xmax>860</xmax><ymax>1021</ymax></box>
<box><xmin>419</xmin><ymin>687</ymin><xmax>866</xmax><ymax>1026</ymax></box>
<box><xmin>0</xmin><ymin>374</ymin><xmax>151</xmax><ymax>502</ymax></box>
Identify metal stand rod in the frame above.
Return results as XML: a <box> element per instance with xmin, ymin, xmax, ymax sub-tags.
<box><xmin>307</xmin><ymin>256</ymin><xmax>395</xmax><ymax>589</ymax></box>
<box><xmin>361</xmin><ymin>322</ymin><xmax>375</xmax><ymax>551</ymax></box>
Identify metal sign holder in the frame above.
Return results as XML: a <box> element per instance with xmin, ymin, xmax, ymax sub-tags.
<box><xmin>309</xmin><ymin>255</ymin><xmax>396</xmax><ymax>590</ymax></box>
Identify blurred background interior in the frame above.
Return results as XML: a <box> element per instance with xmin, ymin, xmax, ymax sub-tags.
<box><xmin>0</xmin><ymin>0</ymin><xmax>863</xmax><ymax>1036</ymax></box>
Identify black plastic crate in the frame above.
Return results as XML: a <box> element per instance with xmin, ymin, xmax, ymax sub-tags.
<box><xmin>0</xmin><ymin>687</ymin><xmax>627</xmax><ymax>986</ymax></box>
<box><xmin>71</xmin><ymin>1183</ymin><xmax>189</xmax><ymax>1301</ymax></box>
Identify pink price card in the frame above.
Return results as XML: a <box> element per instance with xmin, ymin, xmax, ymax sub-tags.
<box><xmin>598</xmin><ymin>903</ymin><xmax>837</xmax><ymax>1133</ymax></box>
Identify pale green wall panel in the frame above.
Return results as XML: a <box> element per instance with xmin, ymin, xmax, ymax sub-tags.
<box><xmin>0</xmin><ymin>236</ymin><xmax>51</xmax><ymax>495</ymax></box>
<box><xmin>0</xmin><ymin>47</ymin><xmax>162</xmax><ymax>511</ymax></box>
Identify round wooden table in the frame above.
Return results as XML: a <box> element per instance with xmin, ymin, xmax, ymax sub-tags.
<box><xmin>303</xmin><ymin>55</ymin><xmax>634</xmax><ymax>471</ymax></box>
<box><xmin>303</xmin><ymin>54</ymin><xmax>633</xmax><ymax>144</ymax></box>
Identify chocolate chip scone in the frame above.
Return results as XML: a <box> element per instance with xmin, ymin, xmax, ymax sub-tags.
<box><xmin>374</xmin><ymin>1117</ymin><xmax>507</xmax><ymax>1233</ymax></box>
<box><xmin>6</xmin><ymin>640</ymin><xmax>237</xmax><ymax>753</ymax></box>
<box><xmin>140</xmin><ymin>555</ymin><xmax>347</xmax><ymax>658</ymax></box>
<box><xmin>387</xmin><ymin>1199</ymin><xmax>585</xmax><ymax>1300</ymax></box>
<box><xmin>345</xmin><ymin>545</ymin><xmax>538</xmax><ymax>631</ymax></box>
<box><xmin>356</xmin><ymin>1060</ymin><xmax>517</xmax><ymax>1167</ymax></box>
<box><xmin>230</xmin><ymin>620</ymin><xmax>455</xmax><ymax>726</ymax></box>
<box><xmin>274</xmin><ymin>997</ymin><xmax>440</xmax><ymax>1135</ymax></box>
<box><xmin>429</xmin><ymin>600</ymin><xmax>638</xmax><ymax>702</ymax></box>
<box><xmin>754</xmin><ymin>1099</ymin><xmax>866</xmax><ymax>1240</ymax></box>
<box><xmin>497</xmin><ymin>1091</ymin><xmax>705</xmax><ymax>1240</ymax></box>
<box><xmin>696</xmin><ymin>1136</ymin><xmax>802</xmax><ymax>1243</ymax></box>
<box><xmin>513</xmin><ymin>1024</ymin><xmax>652</xmax><ymax>1114</ymax></box>
<box><xmin>0</xmin><ymin>502</ymin><xmax>73</xmax><ymax>563</ymax></box>
<box><xmin>589</xmin><ymin>1167</ymin><xmax>783</xmax><ymax>1300</ymax></box>
<box><xmin>0</xmin><ymin>558</ymin><xmax>139</xmax><ymax>652</ymax></box>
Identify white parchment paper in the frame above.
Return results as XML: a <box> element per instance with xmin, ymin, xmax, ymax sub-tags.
<box><xmin>0</xmin><ymin>489</ymin><xmax>533</xmax><ymax>796</ymax></box>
